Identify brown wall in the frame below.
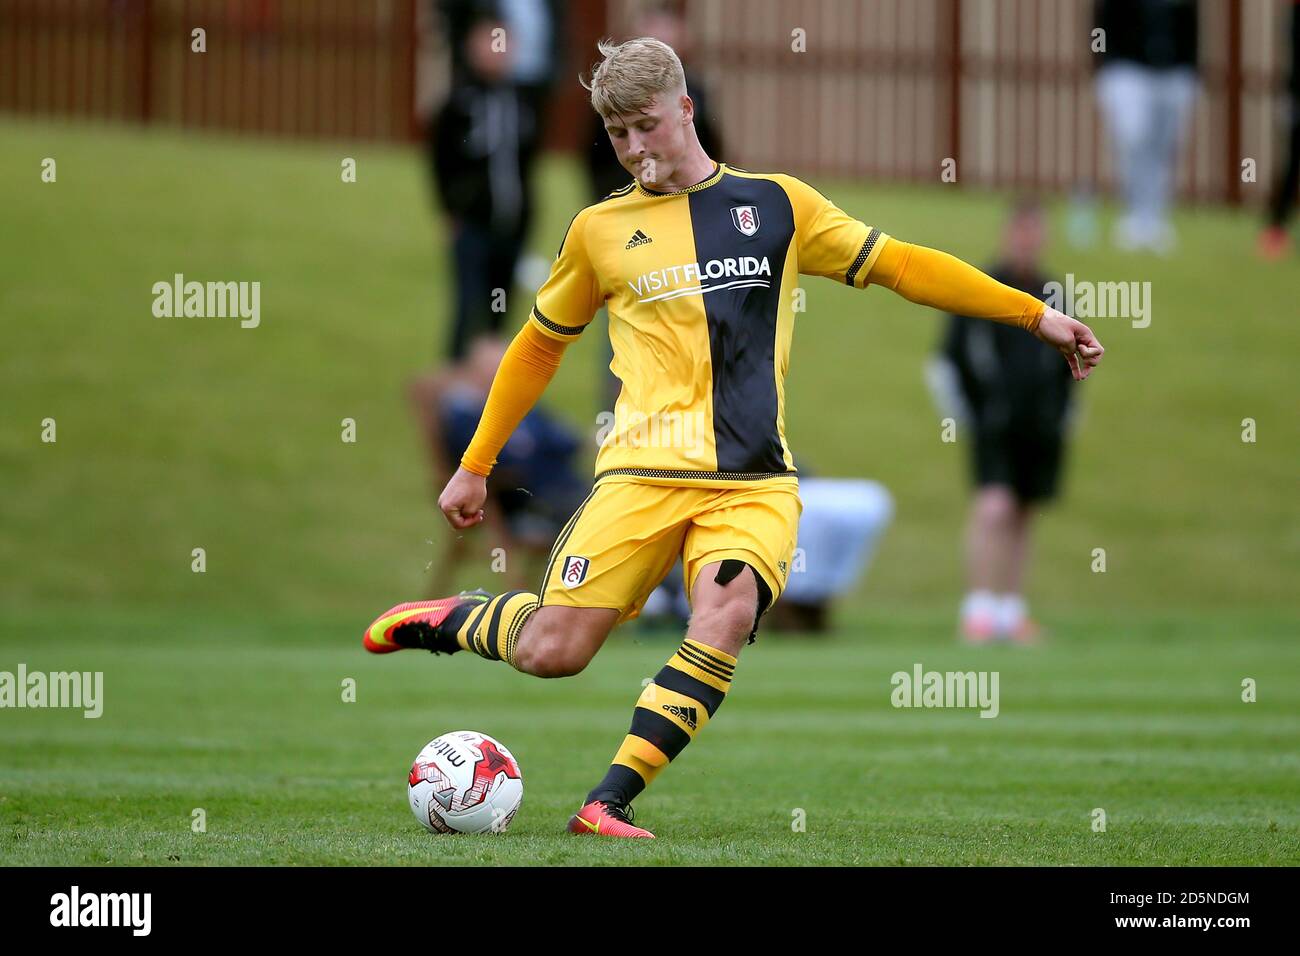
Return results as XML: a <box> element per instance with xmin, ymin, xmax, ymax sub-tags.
<box><xmin>0</xmin><ymin>0</ymin><xmax>418</xmax><ymax>141</ymax></box>
<box><xmin>626</xmin><ymin>0</ymin><xmax>1290</xmax><ymax>204</ymax></box>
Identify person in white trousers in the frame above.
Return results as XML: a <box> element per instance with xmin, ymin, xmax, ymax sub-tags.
<box><xmin>1094</xmin><ymin>0</ymin><xmax>1200</xmax><ymax>254</ymax></box>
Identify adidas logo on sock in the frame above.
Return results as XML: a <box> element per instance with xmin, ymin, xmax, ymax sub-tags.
<box><xmin>662</xmin><ymin>703</ymin><xmax>698</xmax><ymax>730</ymax></box>
<box><xmin>625</xmin><ymin>229</ymin><xmax>653</xmax><ymax>249</ymax></box>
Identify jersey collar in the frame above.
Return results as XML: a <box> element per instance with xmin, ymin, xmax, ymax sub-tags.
<box><xmin>634</xmin><ymin>162</ymin><xmax>725</xmax><ymax>198</ymax></box>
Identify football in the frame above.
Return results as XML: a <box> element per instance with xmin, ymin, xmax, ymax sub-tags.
<box><xmin>407</xmin><ymin>731</ymin><xmax>523</xmax><ymax>834</ymax></box>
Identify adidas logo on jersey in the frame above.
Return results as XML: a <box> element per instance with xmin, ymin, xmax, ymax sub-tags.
<box><xmin>625</xmin><ymin>229</ymin><xmax>653</xmax><ymax>249</ymax></box>
<box><xmin>662</xmin><ymin>703</ymin><xmax>698</xmax><ymax>730</ymax></box>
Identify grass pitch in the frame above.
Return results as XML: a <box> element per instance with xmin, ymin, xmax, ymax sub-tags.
<box><xmin>2</xmin><ymin>607</ymin><xmax>1297</xmax><ymax>866</ymax></box>
<box><xmin>0</xmin><ymin>120</ymin><xmax>1297</xmax><ymax>865</ymax></box>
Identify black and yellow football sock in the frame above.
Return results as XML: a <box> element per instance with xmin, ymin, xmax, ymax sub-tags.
<box><xmin>586</xmin><ymin>637</ymin><xmax>736</xmax><ymax>807</ymax></box>
<box><xmin>452</xmin><ymin>590</ymin><xmax>538</xmax><ymax>668</ymax></box>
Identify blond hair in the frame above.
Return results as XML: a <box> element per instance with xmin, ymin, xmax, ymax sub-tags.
<box><xmin>581</xmin><ymin>37</ymin><xmax>686</xmax><ymax>119</ymax></box>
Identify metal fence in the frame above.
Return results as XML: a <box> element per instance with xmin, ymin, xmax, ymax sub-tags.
<box><xmin>2</xmin><ymin>0</ymin><xmax>1291</xmax><ymax>204</ymax></box>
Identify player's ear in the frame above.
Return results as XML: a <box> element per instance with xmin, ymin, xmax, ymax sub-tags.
<box><xmin>679</xmin><ymin>90</ymin><xmax>694</xmax><ymax>125</ymax></box>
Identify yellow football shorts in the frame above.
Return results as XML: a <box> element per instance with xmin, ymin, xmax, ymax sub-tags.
<box><xmin>538</xmin><ymin>477</ymin><xmax>802</xmax><ymax>628</ymax></box>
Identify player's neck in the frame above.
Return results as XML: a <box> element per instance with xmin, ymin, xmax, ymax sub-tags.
<box><xmin>650</xmin><ymin>149</ymin><xmax>717</xmax><ymax>193</ymax></box>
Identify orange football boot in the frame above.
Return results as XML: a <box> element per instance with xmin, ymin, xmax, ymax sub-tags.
<box><xmin>566</xmin><ymin>800</ymin><xmax>655</xmax><ymax>839</ymax></box>
<box><xmin>363</xmin><ymin>589</ymin><xmax>490</xmax><ymax>655</ymax></box>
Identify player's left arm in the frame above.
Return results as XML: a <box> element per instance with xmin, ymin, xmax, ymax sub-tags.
<box><xmin>867</xmin><ymin>240</ymin><xmax>1103</xmax><ymax>381</ymax></box>
<box><xmin>784</xmin><ymin>175</ymin><xmax>1102</xmax><ymax>381</ymax></box>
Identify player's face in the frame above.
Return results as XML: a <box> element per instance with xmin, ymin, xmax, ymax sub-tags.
<box><xmin>603</xmin><ymin>90</ymin><xmax>692</xmax><ymax>189</ymax></box>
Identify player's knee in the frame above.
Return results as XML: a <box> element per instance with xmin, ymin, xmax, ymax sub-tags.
<box><xmin>514</xmin><ymin>613</ymin><xmax>593</xmax><ymax>678</ymax></box>
<box><xmin>690</xmin><ymin>590</ymin><xmax>758</xmax><ymax>642</ymax></box>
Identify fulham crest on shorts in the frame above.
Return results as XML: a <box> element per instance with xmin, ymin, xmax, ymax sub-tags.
<box><xmin>561</xmin><ymin>555</ymin><xmax>590</xmax><ymax>588</ymax></box>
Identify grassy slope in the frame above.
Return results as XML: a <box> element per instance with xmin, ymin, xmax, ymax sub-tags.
<box><xmin>0</xmin><ymin>119</ymin><xmax>1295</xmax><ymax>615</ymax></box>
<box><xmin>0</xmin><ymin>120</ymin><xmax>1297</xmax><ymax>864</ymax></box>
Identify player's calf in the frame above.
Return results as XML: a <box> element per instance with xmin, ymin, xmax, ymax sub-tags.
<box><xmin>511</xmin><ymin>605</ymin><xmax>620</xmax><ymax>678</ymax></box>
<box><xmin>573</xmin><ymin>560</ymin><xmax>769</xmax><ymax>831</ymax></box>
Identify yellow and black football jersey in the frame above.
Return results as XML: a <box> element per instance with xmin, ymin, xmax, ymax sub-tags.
<box><xmin>529</xmin><ymin>162</ymin><xmax>890</xmax><ymax>487</ymax></box>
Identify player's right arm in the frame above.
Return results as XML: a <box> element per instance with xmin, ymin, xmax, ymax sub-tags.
<box><xmin>868</xmin><ymin>242</ymin><xmax>1103</xmax><ymax>380</ymax></box>
<box><xmin>439</xmin><ymin>209</ymin><xmax>603</xmax><ymax>530</ymax></box>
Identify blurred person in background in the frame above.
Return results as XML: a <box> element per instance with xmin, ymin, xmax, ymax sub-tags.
<box><xmin>439</xmin><ymin>0</ymin><xmax>559</xmax><ymax>105</ymax></box>
<box><xmin>1259</xmin><ymin>0</ymin><xmax>1300</xmax><ymax>260</ymax></box>
<box><xmin>1094</xmin><ymin>0</ymin><xmax>1199</xmax><ymax>255</ymax></box>
<box><xmin>644</xmin><ymin>477</ymin><xmax>893</xmax><ymax>635</ymax></box>
<box><xmin>764</xmin><ymin>477</ymin><xmax>894</xmax><ymax>634</ymax></box>
<box><xmin>585</xmin><ymin>0</ymin><xmax>725</xmax><ymax>413</ymax></box>
<box><xmin>927</xmin><ymin>200</ymin><xmax>1074</xmax><ymax>644</ymax></box>
<box><xmin>430</xmin><ymin>2</ymin><xmax>545</xmax><ymax>359</ymax></box>
<box><xmin>498</xmin><ymin>0</ymin><xmax>563</xmax><ymax>121</ymax></box>
<box><xmin>409</xmin><ymin>336</ymin><xmax>587</xmax><ymax>594</ymax></box>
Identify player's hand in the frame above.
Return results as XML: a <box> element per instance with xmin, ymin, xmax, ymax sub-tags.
<box><xmin>438</xmin><ymin>466</ymin><xmax>488</xmax><ymax>531</ymax></box>
<box><xmin>1033</xmin><ymin>306</ymin><xmax>1104</xmax><ymax>381</ymax></box>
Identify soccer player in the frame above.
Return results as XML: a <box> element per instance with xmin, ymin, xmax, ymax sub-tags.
<box><xmin>365</xmin><ymin>38</ymin><xmax>1103</xmax><ymax>838</ymax></box>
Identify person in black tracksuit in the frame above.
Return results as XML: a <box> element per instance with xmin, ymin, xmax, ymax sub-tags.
<box><xmin>931</xmin><ymin>201</ymin><xmax>1073</xmax><ymax>643</ymax></box>
<box><xmin>429</xmin><ymin>3</ymin><xmax>543</xmax><ymax>359</ymax></box>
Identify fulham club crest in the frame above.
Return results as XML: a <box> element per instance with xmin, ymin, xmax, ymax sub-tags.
<box><xmin>731</xmin><ymin>205</ymin><xmax>760</xmax><ymax>236</ymax></box>
<box><xmin>561</xmin><ymin>555</ymin><xmax>590</xmax><ymax>588</ymax></box>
